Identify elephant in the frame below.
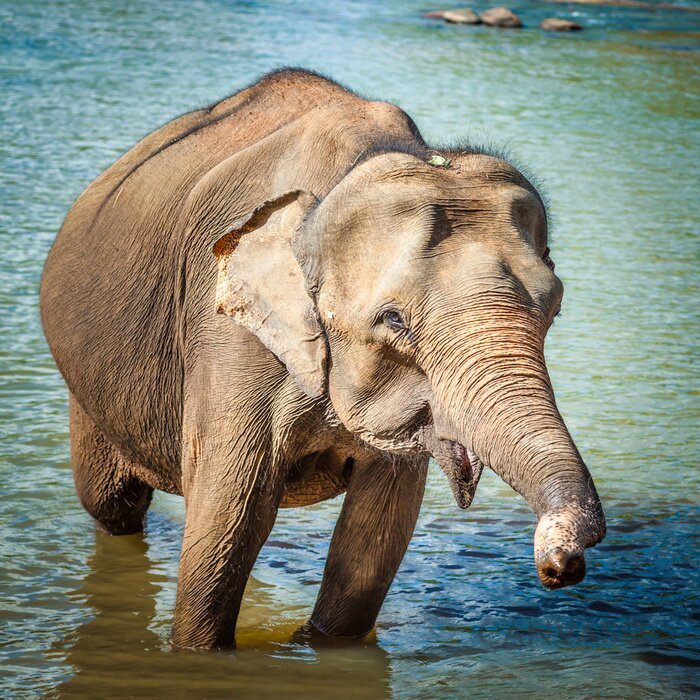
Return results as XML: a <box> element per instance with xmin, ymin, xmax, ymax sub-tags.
<box><xmin>40</xmin><ymin>68</ymin><xmax>606</xmax><ymax>649</ymax></box>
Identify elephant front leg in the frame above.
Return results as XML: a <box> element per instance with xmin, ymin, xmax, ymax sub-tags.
<box><xmin>309</xmin><ymin>454</ymin><xmax>428</xmax><ymax>638</ymax></box>
<box><xmin>171</xmin><ymin>428</ymin><xmax>284</xmax><ymax>649</ymax></box>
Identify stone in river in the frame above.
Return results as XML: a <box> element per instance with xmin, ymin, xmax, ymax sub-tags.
<box><xmin>540</xmin><ymin>17</ymin><xmax>584</xmax><ymax>31</ymax></box>
<box><xmin>443</xmin><ymin>9</ymin><xmax>481</xmax><ymax>23</ymax></box>
<box><xmin>423</xmin><ymin>8</ymin><xmax>480</xmax><ymax>24</ymax></box>
<box><xmin>479</xmin><ymin>7</ymin><xmax>523</xmax><ymax>27</ymax></box>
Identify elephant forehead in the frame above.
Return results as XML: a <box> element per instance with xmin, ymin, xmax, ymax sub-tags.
<box><xmin>316</xmin><ymin>152</ymin><xmax>542</xmax><ymax>243</ymax></box>
<box><xmin>314</xmin><ymin>152</ymin><xmax>442</xmax><ymax>230</ymax></box>
<box><xmin>317</xmin><ymin>182</ymin><xmax>541</xmax><ymax>269</ymax></box>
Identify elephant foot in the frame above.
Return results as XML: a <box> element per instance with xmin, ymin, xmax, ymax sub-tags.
<box><xmin>291</xmin><ymin>620</ymin><xmax>375</xmax><ymax>646</ymax></box>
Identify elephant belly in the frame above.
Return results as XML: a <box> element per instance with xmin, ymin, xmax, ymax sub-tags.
<box><xmin>279</xmin><ymin>447</ymin><xmax>353</xmax><ymax>508</ymax></box>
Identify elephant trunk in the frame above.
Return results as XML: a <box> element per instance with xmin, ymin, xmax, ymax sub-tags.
<box><xmin>427</xmin><ymin>299</ymin><xmax>606</xmax><ymax>589</ymax></box>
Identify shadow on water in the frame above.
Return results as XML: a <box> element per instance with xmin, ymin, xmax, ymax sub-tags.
<box><xmin>52</xmin><ymin>530</ymin><xmax>392</xmax><ymax>699</ymax></box>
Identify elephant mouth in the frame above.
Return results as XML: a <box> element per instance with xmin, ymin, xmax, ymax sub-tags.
<box><xmin>433</xmin><ymin>439</ymin><xmax>484</xmax><ymax>509</ymax></box>
<box><xmin>360</xmin><ymin>419</ymin><xmax>484</xmax><ymax>508</ymax></box>
<box><xmin>413</xmin><ymin>424</ymin><xmax>484</xmax><ymax>509</ymax></box>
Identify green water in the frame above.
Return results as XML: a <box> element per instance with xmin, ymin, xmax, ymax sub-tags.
<box><xmin>1</xmin><ymin>0</ymin><xmax>699</xmax><ymax>697</ymax></box>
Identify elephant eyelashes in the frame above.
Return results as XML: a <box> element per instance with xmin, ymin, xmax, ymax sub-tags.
<box><xmin>543</xmin><ymin>247</ymin><xmax>555</xmax><ymax>271</ymax></box>
<box><xmin>382</xmin><ymin>310</ymin><xmax>407</xmax><ymax>332</ymax></box>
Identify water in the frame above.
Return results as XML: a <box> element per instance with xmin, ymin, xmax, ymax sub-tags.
<box><xmin>1</xmin><ymin>0</ymin><xmax>699</xmax><ymax>697</ymax></box>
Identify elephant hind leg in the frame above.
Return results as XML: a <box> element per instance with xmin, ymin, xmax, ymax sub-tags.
<box><xmin>69</xmin><ymin>394</ymin><xmax>153</xmax><ymax>535</ymax></box>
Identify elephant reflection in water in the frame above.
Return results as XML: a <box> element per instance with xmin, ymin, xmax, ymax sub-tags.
<box><xmin>55</xmin><ymin>529</ymin><xmax>392</xmax><ymax>698</ymax></box>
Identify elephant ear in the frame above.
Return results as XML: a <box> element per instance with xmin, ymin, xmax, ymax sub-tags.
<box><xmin>213</xmin><ymin>190</ymin><xmax>326</xmax><ymax>398</ymax></box>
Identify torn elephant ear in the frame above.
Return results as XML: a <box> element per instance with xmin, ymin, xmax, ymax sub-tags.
<box><xmin>213</xmin><ymin>190</ymin><xmax>327</xmax><ymax>399</ymax></box>
<box><xmin>434</xmin><ymin>442</ymin><xmax>484</xmax><ymax>509</ymax></box>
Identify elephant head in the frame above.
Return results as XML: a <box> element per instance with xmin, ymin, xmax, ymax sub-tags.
<box><xmin>214</xmin><ymin>148</ymin><xmax>606</xmax><ymax>590</ymax></box>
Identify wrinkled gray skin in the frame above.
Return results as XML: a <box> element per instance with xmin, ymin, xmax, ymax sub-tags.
<box><xmin>40</xmin><ymin>69</ymin><xmax>605</xmax><ymax>649</ymax></box>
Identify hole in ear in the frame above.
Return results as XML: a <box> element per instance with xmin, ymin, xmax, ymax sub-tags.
<box><xmin>213</xmin><ymin>230</ymin><xmax>243</xmax><ymax>259</ymax></box>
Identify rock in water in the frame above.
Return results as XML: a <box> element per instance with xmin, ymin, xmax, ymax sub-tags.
<box><xmin>540</xmin><ymin>17</ymin><xmax>584</xmax><ymax>30</ymax></box>
<box><xmin>423</xmin><ymin>8</ymin><xmax>481</xmax><ymax>24</ymax></box>
<box><xmin>443</xmin><ymin>9</ymin><xmax>481</xmax><ymax>23</ymax></box>
<box><xmin>479</xmin><ymin>7</ymin><xmax>523</xmax><ymax>27</ymax></box>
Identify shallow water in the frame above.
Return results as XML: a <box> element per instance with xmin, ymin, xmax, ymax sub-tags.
<box><xmin>1</xmin><ymin>0</ymin><xmax>699</xmax><ymax>697</ymax></box>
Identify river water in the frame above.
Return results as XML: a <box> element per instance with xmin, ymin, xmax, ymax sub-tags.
<box><xmin>1</xmin><ymin>0</ymin><xmax>699</xmax><ymax>697</ymax></box>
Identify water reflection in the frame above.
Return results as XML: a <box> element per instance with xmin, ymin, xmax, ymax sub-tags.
<box><xmin>54</xmin><ymin>531</ymin><xmax>166</xmax><ymax>697</ymax></box>
<box><xmin>49</xmin><ymin>491</ymin><xmax>697</xmax><ymax>698</ymax></box>
<box><xmin>53</xmin><ymin>529</ymin><xmax>393</xmax><ymax>699</ymax></box>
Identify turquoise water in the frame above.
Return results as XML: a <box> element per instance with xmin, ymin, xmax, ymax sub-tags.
<box><xmin>1</xmin><ymin>0</ymin><xmax>699</xmax><ymax>697</ymax></box>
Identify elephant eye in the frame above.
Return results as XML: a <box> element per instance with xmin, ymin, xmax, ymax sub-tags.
<box><xmin>543</xmin><ymin>246</ymin><xmax>555</xmax><ymax>271</ymax></box>
<box><xmin>382</xmin><ymin>310</ymin><xmax>406</xmax><ymax>332</ymax></box>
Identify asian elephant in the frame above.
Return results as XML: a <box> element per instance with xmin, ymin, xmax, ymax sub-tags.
<box><xmin>40</xmin><ymin>68</ymin><xmax>606</xmax><ymax>649</ymax></box>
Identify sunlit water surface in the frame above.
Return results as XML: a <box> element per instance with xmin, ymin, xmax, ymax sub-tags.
<box><xmin>1</xmin><ymin>0</ymin><xmax>699</xmax><ymax>697</ymax></box>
